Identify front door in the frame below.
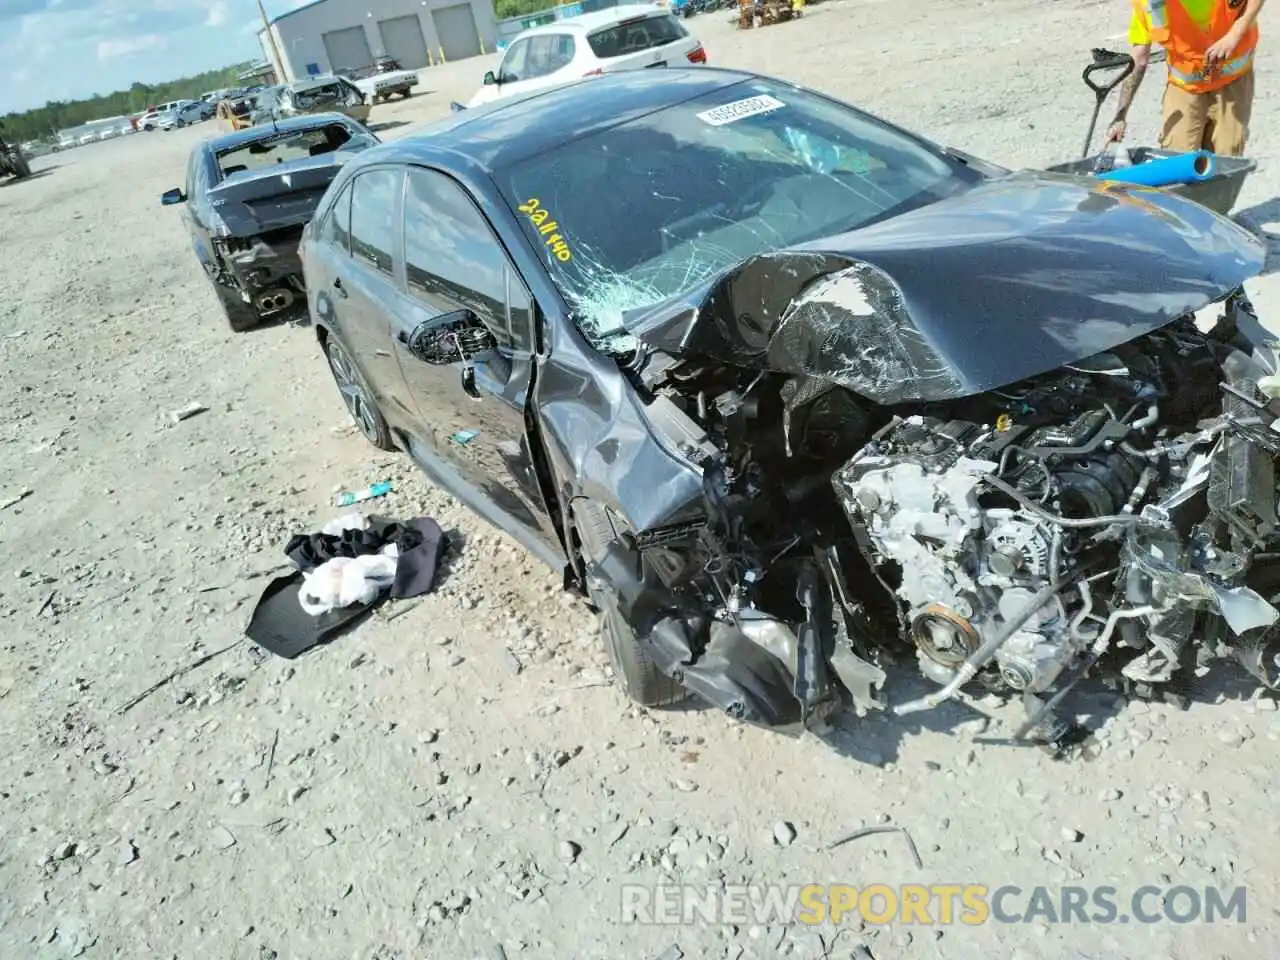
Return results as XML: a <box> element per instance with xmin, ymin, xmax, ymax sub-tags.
<box><xmin>391</xmin><ymin>165</ymin><xmax>560</xmax><ymax>555</ymax></box>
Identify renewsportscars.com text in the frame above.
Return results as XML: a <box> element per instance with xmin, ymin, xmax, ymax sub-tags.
<box><xmin>620</xmin><ymin>883</ymin><xmax>1247</xmax><ymax>927</ymax></box>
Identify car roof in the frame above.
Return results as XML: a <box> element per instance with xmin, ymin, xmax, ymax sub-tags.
<box><xmin>348</xmin><ymin>66</ymin><xmax>758</xmax><ymax>173</ymax></box>
<box><xmin>204</xmin><ymin>112</ymin><xmax>356</xmax><ymax>152</ymax></box>
<box><xmin>514</xmin><ymin>3</ymin><xmax>671</xmax><ymax>37</ymax></box>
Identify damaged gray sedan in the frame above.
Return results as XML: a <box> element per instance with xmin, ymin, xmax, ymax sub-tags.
<box><xmin>302</xmin><ymin>67</ymin><xmax>1280</xmax><ymax>754</ymax></box>
<box><xmin>163</xmin><ymin>113</ymin><xmax>379</xmax><ymax>331</ymax></box>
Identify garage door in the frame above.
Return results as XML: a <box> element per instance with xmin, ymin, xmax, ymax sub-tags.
<box><xmin>432</xmin><ymin>4</ymin><xmax>482</xmax><ymax>61</ymax></box>
<box><xmin>322</xmin><ymin>26</ymin><xmax>372</xmax><ymax>73</ymax></box>
<box><xmin>377</xmin><ymin>15</ymin><xmax>430</xmax><ymax>69</ymax></box>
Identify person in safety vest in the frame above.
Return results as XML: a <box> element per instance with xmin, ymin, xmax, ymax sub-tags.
<box><xmin>1103</xmin><ymin>0</ymin><xmax>1266</xmax><ymax>156</ymax></box>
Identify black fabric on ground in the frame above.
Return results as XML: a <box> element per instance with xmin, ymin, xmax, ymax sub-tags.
<box><xmin>284</xmin><ymin>516</ymin><xmax>450</xmax><ymax>599</ymax></box>
<box><xmin>245</xmin><ymin>572</ymin><xmax>381</xmax><ymax>659</ymax></box>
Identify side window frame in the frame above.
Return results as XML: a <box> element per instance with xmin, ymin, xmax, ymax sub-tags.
<box><xmin>321</xmin><ymin>179</ymin><xmax>353</xmax><ymax>253</ymax></box>
<box><xmin>347</xmin><ymin>166</ymin><xmax>404</xmax><ymax>279</ymax></box>
<box><xmin>499</xmin><ymin>39</ymin><xmax>530</xmax><ymax>81</ymax></box>
<box><xmin>400</xmin><ymin>165</ymin><xmax>538</xmax><ymax>354</ymax></box>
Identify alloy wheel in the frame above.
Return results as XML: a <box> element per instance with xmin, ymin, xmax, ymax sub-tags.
<box><xmin>327</xmin><ymin>340</ymin><xmax>379</xmax><ymax>443</ymax></box>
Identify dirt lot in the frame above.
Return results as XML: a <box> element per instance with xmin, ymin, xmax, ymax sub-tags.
<box><xmin>3</xmin><ymin>1</ymin><xmax>1280</xmax><ymax>957</ymax></box>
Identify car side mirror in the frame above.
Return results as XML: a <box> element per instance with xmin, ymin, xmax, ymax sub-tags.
<box><xmin>161</xmin><ymin>188</ymin><xmax>186</xmax><ymax>206</ymax></box>
<box><xmin>483</xmin><ymin>70</ymin><xmax>498</xmax><ymax>86</ymax></box>
<box><xmin>405</xmin><ymin>309</ymin><xmax>496</xmax><ymax>364</ymax></box>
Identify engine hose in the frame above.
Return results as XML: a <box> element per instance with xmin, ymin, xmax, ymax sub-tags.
<box><xmin>980</xmin><ymin>472</ymin><xmax>1142</xmax><ymax>529</ymax></box>
<box><xmin>1012</xmin><ymin>600</ymin><xmax>1159</xmax><ymax>740</ymax></box>
<box><xmin>892</xmin><ymin>558</ymin><xmax>1103</xmax><ymax>717</ymax></box>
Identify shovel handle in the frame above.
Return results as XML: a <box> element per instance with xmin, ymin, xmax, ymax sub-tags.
<box><xmin>1084</xmin><ymin>48</ymin><xmax>1136</xmax><ymax>98</ymax></box>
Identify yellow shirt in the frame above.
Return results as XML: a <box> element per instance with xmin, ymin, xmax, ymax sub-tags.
<box><xmin>1129</xmin><ymin>0</ymin><xmax>1215</xmax><ymax>44</ymax></box>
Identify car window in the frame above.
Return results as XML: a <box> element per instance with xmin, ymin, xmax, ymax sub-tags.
<box><xmin>587</xmin><ymin>13</ymin><xmax>687</xmax><ymax>59</ymax></box>
<box><xmin>322</xmin><ymin>181</ymin><xmax>353</xmax><ymax>252</ymax></box>
<box><xmin>213</xmin><ymin>122</ymin><xmax>373</xmax><ymax>177</ymax></box>
<box><xmin>403</xmin><ymin>168</ymin><xmax>529</xmax><ymax>349</ymax></box>
<box><xmin>524</xmin><ymin>36</ymin><xmax>557</xmax><ymax>78</ymax></box>
<box><xmin>496</xmin><ymin>78</ymin><xmax>978</xmax><ymax>348</ymax></box>
<box><xmin>547</xmin><ymin>34</ymin><xmax>575</xmax><ymax>71</ymax></box>
<box><xmin>499</xmin><ymin>39</ymin><xmax>531</xmax><ymax>82</ymax></box>
<box><xmin>349</xmin><ymin>168</ymin><xmax>402</xmax><ymax>277</ymax></box>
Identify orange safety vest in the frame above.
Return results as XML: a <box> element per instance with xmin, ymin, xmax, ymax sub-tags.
<box><xmin>1133</xmin><ymin>0</ymin><xmax>1258</xmax><ymax>93</ymax></box>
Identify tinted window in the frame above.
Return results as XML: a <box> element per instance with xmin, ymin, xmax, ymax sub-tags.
<box><xmin>506</xmin><ymin>270</ymin><xmax>535</xmax><ymax>353</ymax></box>
<box><xmin>587</xmin><ymin>14</ymin><xmax>687</xmax><ymax>58</ymax></box>
<box><xmin>496</xmin><ymin>79</ymin><xmax>975</xmax><ymax>346</ymax></box>
<box><xmin>403</xmin><ymin>168</ymin><xmax>525</xmax><ymax>348</ymax></box>
<box><xmin>349</xmin><ymin>168</ymin><xmax>402</xmax><ymax>277</ymax></box>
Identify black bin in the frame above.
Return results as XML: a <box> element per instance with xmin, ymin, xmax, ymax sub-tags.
<box><xmin>1043</xmin><ymin>147</ymin><xmax>1256</xmax><ymax>217</ymax></box>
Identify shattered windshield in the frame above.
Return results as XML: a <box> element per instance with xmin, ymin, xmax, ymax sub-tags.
<box><xmin>495</xmin><ymin>80</ymin><xmax>978</xmax><ymax>348</ymax></box>
<box><xmin>215</xmin><ymin>123</ymin><xmax>373</xmax><ymax>178</ymax></box>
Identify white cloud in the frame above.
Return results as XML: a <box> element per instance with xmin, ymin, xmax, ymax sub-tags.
<box><xmin>205</xmin><ymin>1</ymin><xmax>228</xmax><ymax>27</ymax></box>
<box><xmin>97</xmin><ymin>33</ymin><xmax>168</xmax><ymax>60</ymax></box>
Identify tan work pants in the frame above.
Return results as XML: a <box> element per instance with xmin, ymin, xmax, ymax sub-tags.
<box><xmin>1159</xmin><ymin>69</ymin><xmax>1254</xmax><ymax>156</ymax></box>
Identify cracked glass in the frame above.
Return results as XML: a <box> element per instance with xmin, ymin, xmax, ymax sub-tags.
<box><xmin>494</xmin><ymin>79</ymin><xmax>978</xmax><ymax>353</ymax></box>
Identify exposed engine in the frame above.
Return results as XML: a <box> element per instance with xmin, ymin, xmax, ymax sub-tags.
<box><xmin>829</xmin><ymin>313</ymin><xmax>1280</xmax><ymax>739</ymax></box>
<box><xmin>625</xmin><ymin>300</ymin><xmax>1280</xmax><ymax>752</ymax></box>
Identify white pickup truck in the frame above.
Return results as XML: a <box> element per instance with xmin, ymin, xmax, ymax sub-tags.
<box><xmin>340</xmin><ymin>57</ymin><xmax>420</xmax><ymax>103</ymax></box>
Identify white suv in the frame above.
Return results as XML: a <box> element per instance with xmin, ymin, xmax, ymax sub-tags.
<box><xmin>467</xmin><ymin>4</ymin><xmax>706</xmax><ymax>108</ymax></box>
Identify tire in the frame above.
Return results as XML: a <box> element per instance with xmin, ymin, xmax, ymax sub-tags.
<box><xmin>574</xmin><ymin>500</ymin><xmax>687</xmax><ymax>708</ymax></box>
<box><xmin>212</xmin><ymin>280</ymin><xmax>260</xmax><ymax>333</ymax></box>
<box><xmin>177</xmin><ymin>119</ymin><xmax>186</xmax><ymax>128</ymax></box>
<box><xmin>323</xmin><ymin>334</ymin><xmax>396</xmax><ymax>451</ymax></box>
<box><xmin>13</xmin><ymin>154</ymin><xmax>30</xmax><ymax>178</ymax></box>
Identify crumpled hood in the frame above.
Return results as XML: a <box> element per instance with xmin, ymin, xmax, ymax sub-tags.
<box><xmin>623</xmin><ymin>170</ymin><xmax>1267</xmax><ymax>404</ymax></box>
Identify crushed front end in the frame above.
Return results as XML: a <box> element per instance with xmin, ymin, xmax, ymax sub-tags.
<box><xmin>596</xmin><ymin>278</ymin><xmax>1280</xmax><ymax>751</ymax></box>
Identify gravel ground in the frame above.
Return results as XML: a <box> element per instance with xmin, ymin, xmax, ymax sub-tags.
<box><xmin>3</xmin><ymin>1</ymin><xmax>1280</xmax><ymax>958</ymax></box>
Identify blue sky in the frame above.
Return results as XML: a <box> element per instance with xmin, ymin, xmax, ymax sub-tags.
<box><xmin>0</xmin><ymin>0</ymin><xmax>311</xmax><ymax>114</ymax></box>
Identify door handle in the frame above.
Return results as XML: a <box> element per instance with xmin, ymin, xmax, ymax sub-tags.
<box><xmin>332</xmin><ymin>277</ymin><xmax>348</xmax><ymax>299</ymax></box>
<box><xmin>460</xmin><ymin>364</ymin><xmax>482</xmax><ymax>401</ymax></box>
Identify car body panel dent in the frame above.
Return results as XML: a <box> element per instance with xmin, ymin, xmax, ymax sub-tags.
<box><xmin>623</xmin><ymin>171</ymin><xmax>1266</xmax><ymax>405</ymax></box>
<box><xmin>533</xmin><ymin>312</ymin><xmax>710</xmax><ymax>538</ymax></box>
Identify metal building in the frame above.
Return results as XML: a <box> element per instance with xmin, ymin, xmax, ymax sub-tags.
<box><xmin>258</xmin><ymin>0</ymin><xmax>499</xmax><ymax>83</ymax></box>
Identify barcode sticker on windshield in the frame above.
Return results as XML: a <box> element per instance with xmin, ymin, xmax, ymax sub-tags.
<box><xmin>696</xmin><ymin>94</ymin><xmax>786</xmax><ymax>127</ymax></box>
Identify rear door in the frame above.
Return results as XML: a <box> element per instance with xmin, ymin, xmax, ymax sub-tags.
<box><xmin>310</xmin><ymin>166</ymin><xmax>415</xmax><ymax>426</ymax></box>
<box><xmin>585</xmin><ymin>12</ymin><xmax>700</xmax><ymax>72</ymax></box>
<box><xmin>389</xmin><ymin>165</ymin><xmax>558</xmax><ymax>552</ymax></box>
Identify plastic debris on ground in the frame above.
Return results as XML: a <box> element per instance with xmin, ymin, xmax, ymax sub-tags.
<box><xmin>170</xmin><ymin>402</ymin><xmax>208</xmax><ymax>424</ymax></box>
<box><xmin>335</xmin><ymin>480</ymin><xmax>393</xmax><ymax>507</ymax></box>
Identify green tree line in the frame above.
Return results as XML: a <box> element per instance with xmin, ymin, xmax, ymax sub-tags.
<box><xmin>1</xmin><ymin>61</ymin><xmax>257</xmax><ymax>143</ymax></box>
<box><xmin>494</xmin><ymin>0</ymin><xmax>562</xmax><ymax>20</ymax></box>
<box><xmin>1</xmin><ymin>0</ymin><xmax>575</xmax><ymax>143</ymax></box>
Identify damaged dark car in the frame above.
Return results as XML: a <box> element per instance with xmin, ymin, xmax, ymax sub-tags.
<box><xmin>162</xmin><ymin>113</ymin><xmax>380</xmax><ymax>331</ymax></box>
<box><xmin>301</xmin><ymin>67</ymin><xmax>1280</xmax><ymax>754</ymax></box>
